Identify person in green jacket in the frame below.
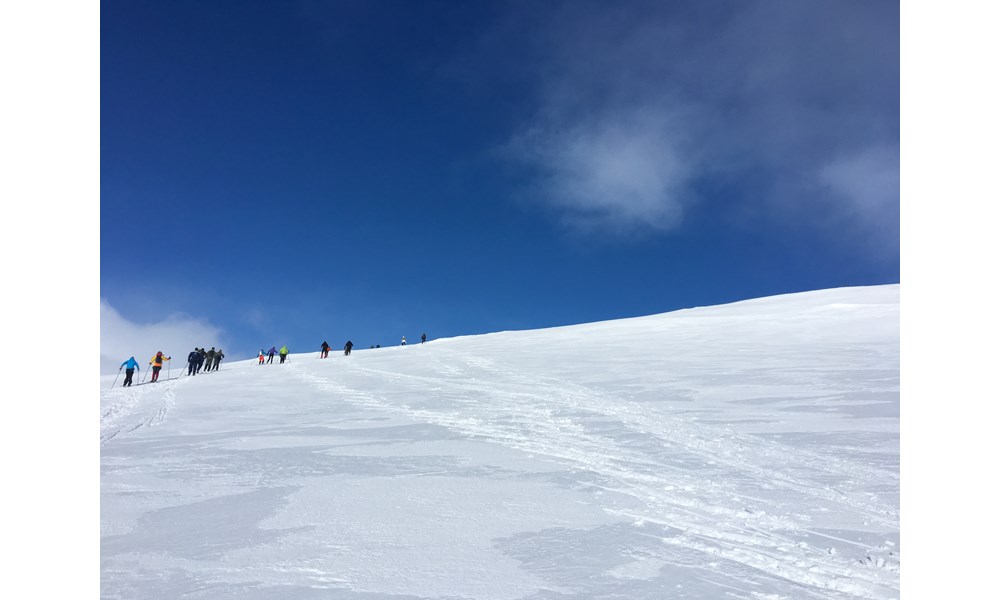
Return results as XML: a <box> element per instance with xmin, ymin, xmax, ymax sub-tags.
<box><xmin>279</xmin><ymin>345</ymin><xmax>289</xmax><ymax>364</ymax></box>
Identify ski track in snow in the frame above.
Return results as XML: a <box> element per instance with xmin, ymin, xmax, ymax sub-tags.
<box><xmin>100</xmin><ymin>377</ymin><xmax>180</xmax><ymax>445</ymax></box>
<box><xmin>285</xmin><ymin>349</ymin><xmax>898</xmax><ymax>600</ymax></box>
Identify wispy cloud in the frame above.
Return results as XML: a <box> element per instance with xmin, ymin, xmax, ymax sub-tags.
<box><xmin>495</xmin><ymin>0</ymin><xmax>898</xmax><ymax>251</ymax></box>
<box><xmin>100</xmin><ymin>299</ymin><xmax>227</xmax><ymax>374</ymax></box>
<box><xmin>509</xmin><ymin>107</ymin><xmax>693</xmax><ymax>234</ymax></box>
<box><xmin>819</xmin><ymin>145</ymin><xmax>900</xmax><ymax>222</ymax></box>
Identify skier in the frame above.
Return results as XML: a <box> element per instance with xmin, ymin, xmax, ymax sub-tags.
<box><xmin>321</xmin><ymin>341</ymin><xmax>330</xmax><ymax>359</ymax></box>
<box><xmin>196</xmin><ymin>348</ymin><xmax>206</xmax><ymax>373</ymax></box>
<box><xmin>205</xmin><ymin>347</ymin><xmax>216</xmax><ymax>372</ymax></box>
<box><xmin>279</xmin><ymin>345</ymin><xmax>289</xmax><ymax>363</ymax></box>
<box><xmin>212</xmin><ymin>349</ymin><xmax>224</xmax><ymax>371</ymax></box>
<box><xmin>267</xmin><ymin>346</ymin><xmax>277</xmax><ymax>364</ymax></box>
<box><xmin>119</xmin><ymin>356</ymin><xmax>140</xmax><ymax>387</ymax></box>
<box><xmin>148</xmin><ymin>351</ymin><xmax>171</xmax><ymax>382</ymax></box>
<box><xmin>421</xmin><ymin>333</ymin><xmax>426</xmax><ymax>344</ymax></box>
<box><xmin>186</xmin><ymin>348</ymin><xmax>200</xmax><ymax>376</ymax></box>
<box><xmin>258</xmin><ymin>349</ymin><xmax>265</xmax><ymax>365</ymax></box>
<box><xmin>344</xmin><ymin>340</ymin><xmax>353</xmax><ymax>356</ymax></box>
<box><xmin>401</xmin><ymin>336</ymin><xmax>406</xmax><ymax>346</ymax></box>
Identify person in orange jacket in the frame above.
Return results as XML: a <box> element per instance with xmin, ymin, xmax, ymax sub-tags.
<box><xmin>149</xmin><ymin>351</ymin><xmax>171</xmax><ymax>382</ymax></box>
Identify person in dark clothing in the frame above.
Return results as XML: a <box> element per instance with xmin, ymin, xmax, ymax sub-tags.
<box><xmin>267</xmin><ymin>346</ymin><xmax>277</xmax><ymax>364</ymax></box>
<box><xmin>321</xmin><ymin>341</ymin><xmax>330</xmax><ymax>359</ymax></box>
<box><xmin>196</xmin><ymin>348</ymin><xmax>206</xmax><ymax>373</ymax></box>
<box><xmin>205</xmin><ymin>348</ymin><xmax>216</xmax><ymax>372</ymax></box>
<box><xmin>376</xmin><ymin>344</ymin><xmax>380</xmax><ymax>348</ymax></box>
<box><xmin>344</xmin><ymin>340</ymin><xmax>353</xmax><ymax>356</ymax></box>
<box><xmin>421</xmin><ymin>333</ymin><xmax>426</xmax><ymax>344</ymax></box>
<box><xmin>120</xmin><ymin>356</ymin><xmax>140</xmax><ymax>386</ymax></box>
<box><xmin>212</xmin><ymin>349</ymin><xmax>224</xmax><ymax>371</ymax></box>
<box><xmin>187</xmin><ymin>348</ymin><xmax>200</xmax><ymax>376</ymax></box>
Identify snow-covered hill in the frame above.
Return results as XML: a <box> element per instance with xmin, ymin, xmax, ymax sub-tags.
<box><xmin>100</xmin><ymin>285</ymin><xmax>899</xmax><ymax>600</ymax></box>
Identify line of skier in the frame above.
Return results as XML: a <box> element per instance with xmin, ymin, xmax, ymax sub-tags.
<box><xmin>186</xmin><ymin>347</ymin><xmax>224</xmax><ymax>376</ymax></box>
<box><xmin>113</xmin><ymin>332</ymin><xmax>430</xmax><ymax>388</ymax></box>
<box><xmin>116</xmin><ymin>351</ymin><xmax>173</xmax><ymax>386</ymax></box>
<box><xmin>319</xmin><ymin>340</ymin><xmax>353</xmax><ymax>358</ymax></box>
<box><xmin>114</xmin><ymin>347</ymin><xmax>223</xmax><ymax>388</ymax></box>
<box><xmin>319</xmin><ymin>332</ymin><xmax>425</xmax><ymax>357</ymax></box>
<box><xmin>258</xmin><ymin>346</ymin><xmax>290</xmax><ymax>364</ymax></box>
<box><xmin>401</xmin><ymin>333</ymin><xmax>428</xmax><ymax>346</ymax></box>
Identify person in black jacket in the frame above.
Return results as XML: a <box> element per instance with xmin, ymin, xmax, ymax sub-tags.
<box><xmin>344</xmin><ymin>340</ymin><xmax>353</xmax><ymax>356</ymax></box>
<box><xmin>187</xmin><ymin>348</ymin><xmax>200</xmax><ymax>376</ymax></box>
<box><xmin>321</xmin><ymin>341</ymin><xmax>330</xmax><ymax>358</ymax></box>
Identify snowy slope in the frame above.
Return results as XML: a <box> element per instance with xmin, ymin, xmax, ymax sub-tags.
<box><xmin>100</xmin><ymin>285</ymin><xmax>899</xmax><ymax>600</ymax></box>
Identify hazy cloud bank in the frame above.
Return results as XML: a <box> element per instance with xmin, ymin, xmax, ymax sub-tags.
<box><xmin>100</xmin><ymin>299</ymin><xmax>227</xmax><ymax>374</ymax></box>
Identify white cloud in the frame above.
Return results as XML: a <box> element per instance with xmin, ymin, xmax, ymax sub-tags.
<box><xmin>494</xmin><ymin>0</ymin><xmax>898</xmax><ymax>252</ymax></box>
<box><xmin>819</xmin><ymin>145</ymin><xmax>900</xmax><ymax>222</ymax></box>
<box><xmin>100</xmin><ymin>299</ymin><xmax>227</xmax><ymax>374</ymax></box>
<box><xmin>511</xmin><ymin>108</ymin><xmax>693</xmax><ymax>235</ymax></box>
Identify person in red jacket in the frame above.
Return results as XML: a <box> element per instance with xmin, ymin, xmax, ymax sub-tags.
<box><xmin>149</xmin><ymin>351</ymin><xmax>171</xmax><ymax>382</ymax></box>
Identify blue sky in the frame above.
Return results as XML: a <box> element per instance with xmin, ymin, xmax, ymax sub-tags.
<box><xmin>100</xmin><ymin>0</ymin><xmax>899</xmax><ymax>363</ymax></box>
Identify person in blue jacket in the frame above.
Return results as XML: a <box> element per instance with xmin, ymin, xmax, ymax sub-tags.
<box><xmin>120</xmin><ymin>356</ymin><xmax>140</xmax><ymax>387</ymax></box>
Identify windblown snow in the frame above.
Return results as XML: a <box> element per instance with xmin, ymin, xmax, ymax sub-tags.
<box><xmin>100</xmin><ymin>285</ymin><xmax>900</xmax><ymax>600</ymax></box>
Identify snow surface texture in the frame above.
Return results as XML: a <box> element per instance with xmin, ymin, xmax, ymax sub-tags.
<box><xmin>101</xmin><ymin>285</ymin><xmax>899</xmax><ymax>600</ymax></box>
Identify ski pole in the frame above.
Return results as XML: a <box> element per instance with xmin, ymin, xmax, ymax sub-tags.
<box><xmin>111</xmin><ymin>366</ymin><xmax>122</xmax><ymax>389</ymax></box>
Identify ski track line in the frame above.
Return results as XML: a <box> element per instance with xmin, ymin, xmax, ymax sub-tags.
<box><xmin>286</xmin><ymin>362</ymin><xmax>898</xmax><ymax>600</ymax></box>
<box><xmin>451</xmin><ymin>352</ymin><xmax>898</xmax><ymax>482</ymax></box>
<box><xmin>348</xmin><ymin>354</ymin><xmax>898</xmax><ymax>529</ymax></box>
<box><xmin>331</xmin><ymin>355</ymin><xmax>894</xmax><ymax>530</ymax></box>
<box><xmin>100</xmin><ymin>378</ymin><xmax>181</xmax><ymax>446</ymax></box>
